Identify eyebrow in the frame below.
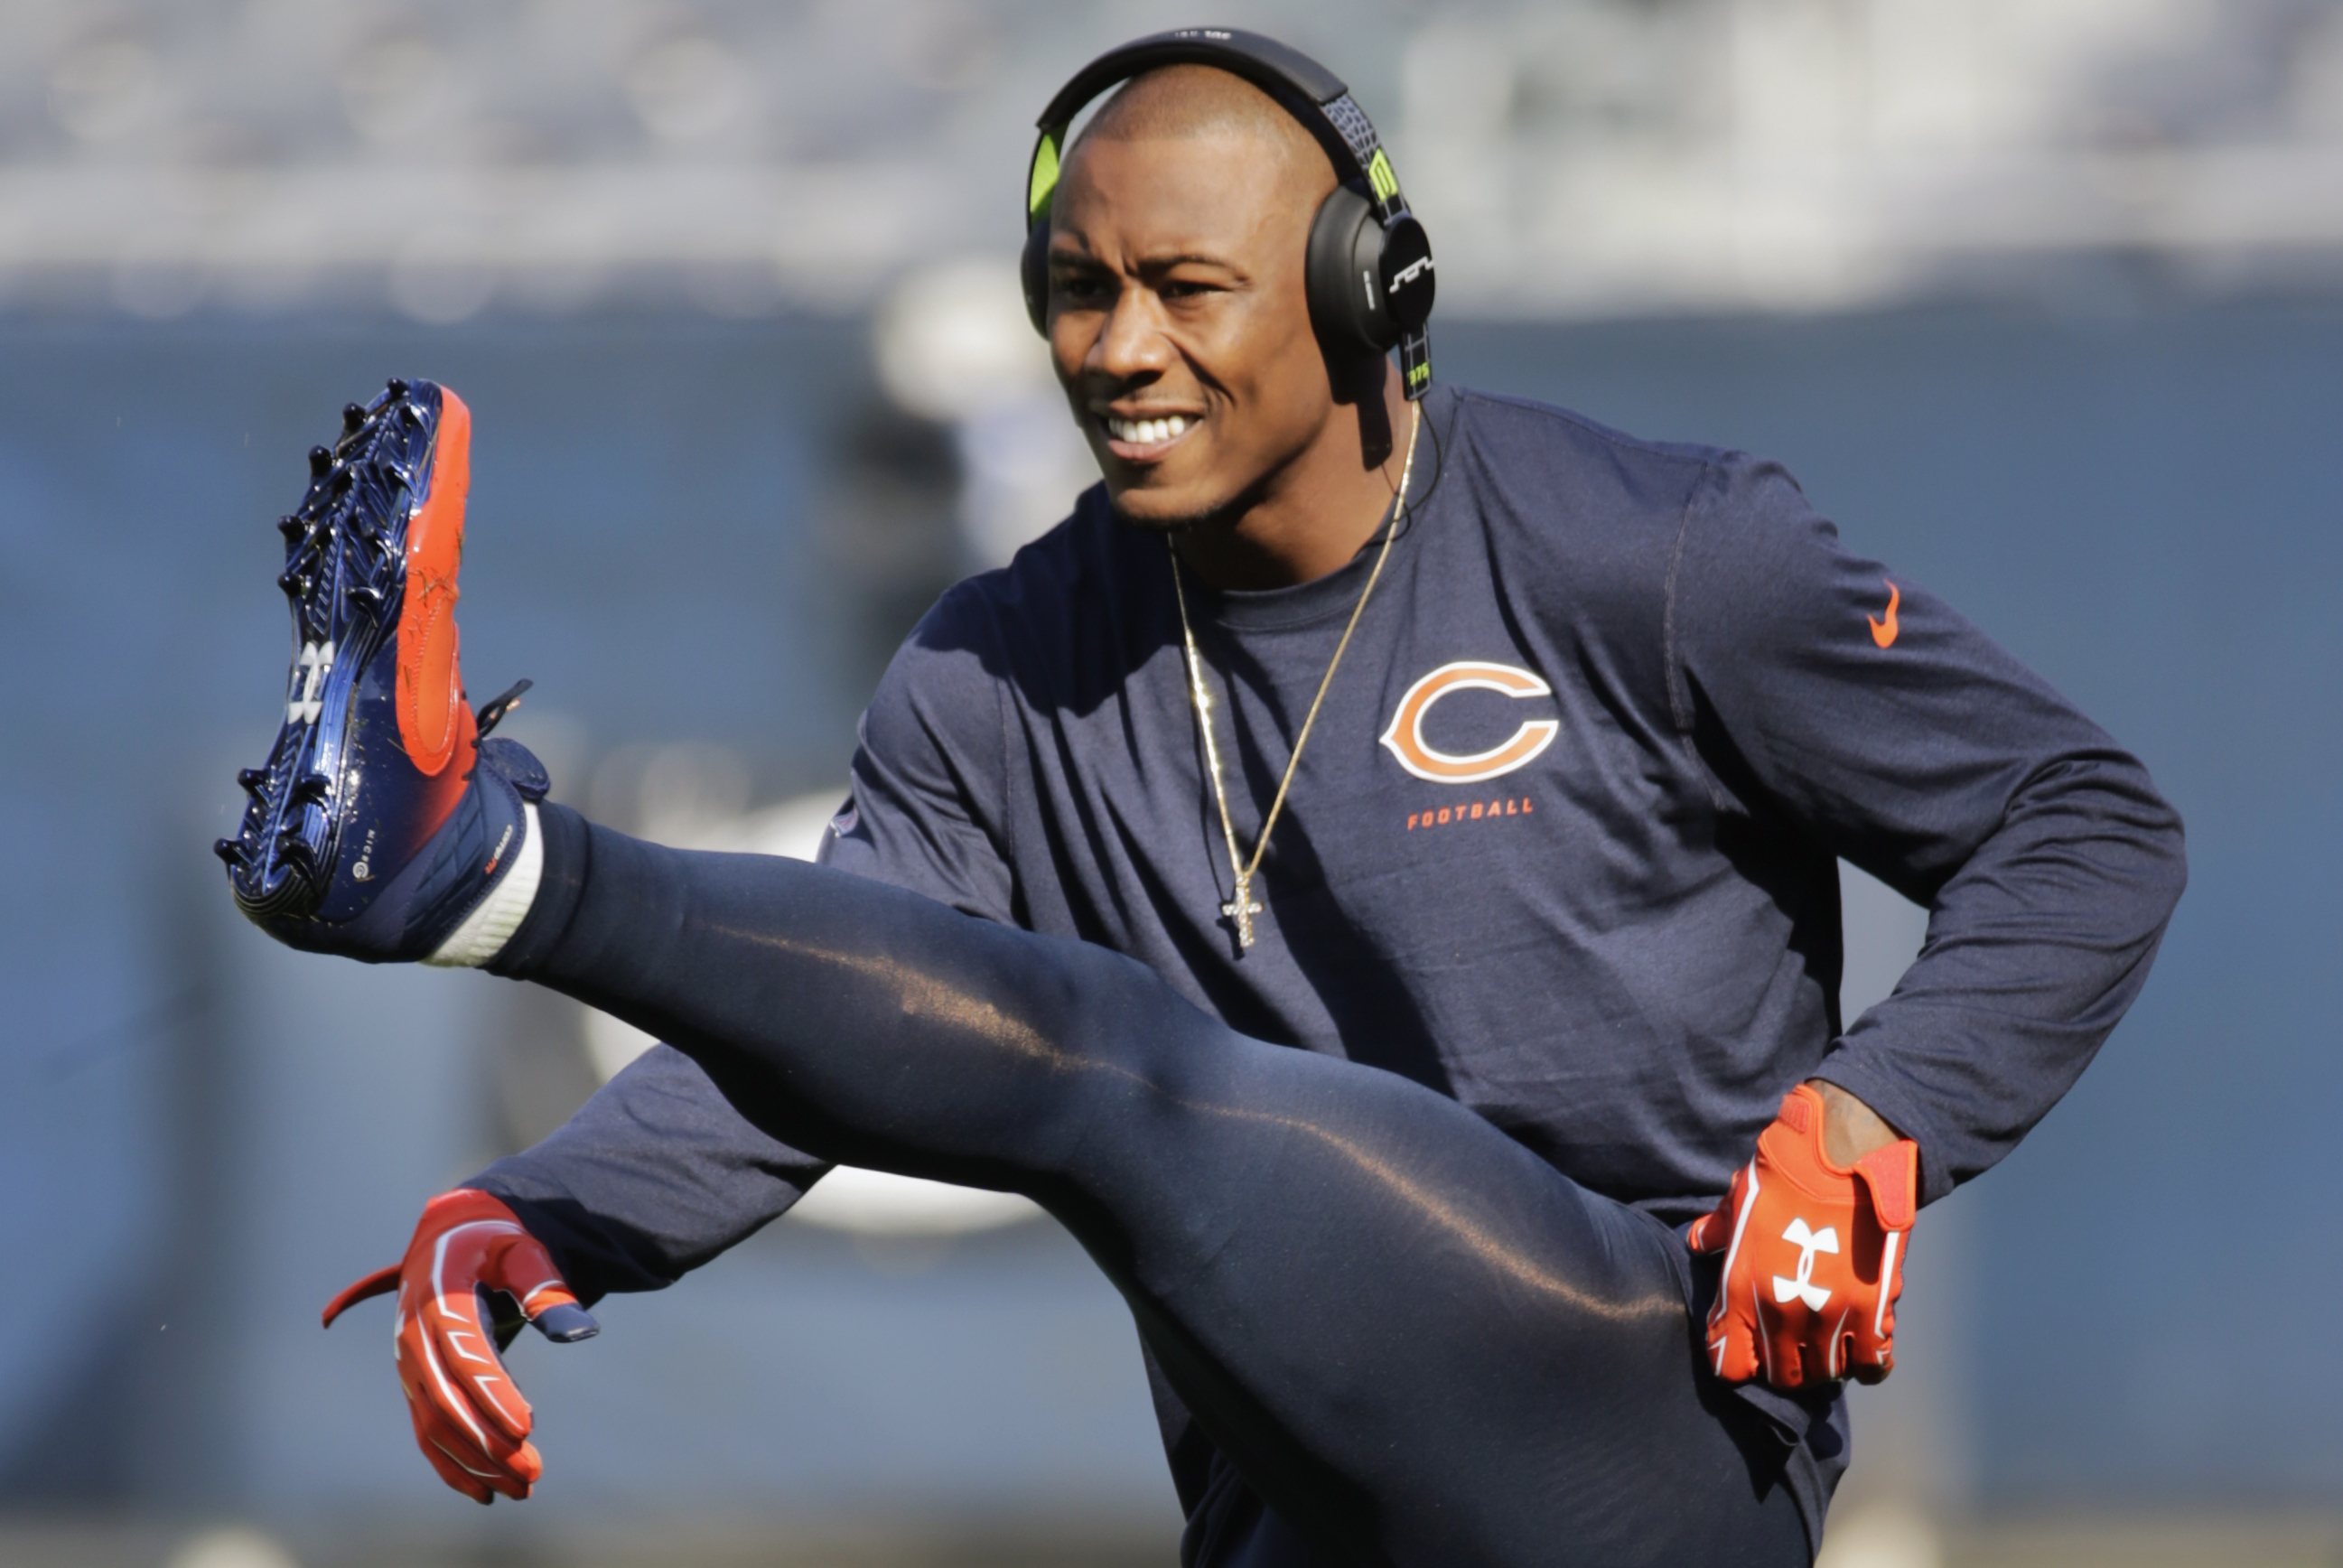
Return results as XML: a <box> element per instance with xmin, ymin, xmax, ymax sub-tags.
<box><xmin>1141</xmin><ymin>252</ymin><xmax>1237</xmax><ymax>270</ymax></box>
<box><xmin>1050</xmin><ymin>246</ymin><xmax>1243</xmax><ymax>275</ymax></box>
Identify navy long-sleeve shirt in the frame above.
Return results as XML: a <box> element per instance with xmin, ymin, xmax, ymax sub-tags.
<box><xmin>473</xmin><ymin>383</ymin><xmax>2183</xmax><ymax>1535</ymax></box>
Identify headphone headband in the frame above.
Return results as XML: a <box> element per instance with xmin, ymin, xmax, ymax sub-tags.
<box><xmin>1026</xmin><ymin>29</ymin><xmax>1408</xmax><ymax>229</ymax></box>
<box><xmin>1032</xmin><ymin>29</ymin><xmax>1346</xmax><ymax>133</ymax></box>
<box><xmin>1022</xmin><ymin>27</ymin><xmax>1433</xmax><ymax>397</ymax></box>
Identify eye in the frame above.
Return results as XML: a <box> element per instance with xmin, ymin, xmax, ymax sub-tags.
<box><xmin>1052</xmin><ymin>269</ymin><xmax>1110</xmax><ymax>308</ymax></box>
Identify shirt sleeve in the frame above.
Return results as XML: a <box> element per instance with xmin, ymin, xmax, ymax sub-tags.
<box><xmin>1666</xmin><ymin>455</ymin><xmax>2187</xmax><ymax>1204</ymax></box>
<box><xmin>468</xmin><ymin>1043</ymin><xmax>828</xmax><ymax>1301</ymax></box>
<box><xmin>471</xmin><ymin>585</ymin><xmax>1021</xmax><ymax>1295</ymax></box>
<box><xmin>818</xmin><ymin>583</ymin><xmax>1020</xmax><ymax>922</ymax></box>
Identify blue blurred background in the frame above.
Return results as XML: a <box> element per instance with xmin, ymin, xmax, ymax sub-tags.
<box><xmin>3</xmin><ymin>3</ymin><xmax>2340</xmax><ymax>1566</ymax></box>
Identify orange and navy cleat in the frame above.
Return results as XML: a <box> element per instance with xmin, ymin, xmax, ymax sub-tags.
<box><xmin>216</xmin><ymin>379</ymin><xmax>544</xmax><ymax>965</ymax></box>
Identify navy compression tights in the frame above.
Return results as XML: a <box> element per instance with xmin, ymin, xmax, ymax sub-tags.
<box><xmin>492</xmin><ymin>807</ymin><xmax>1813</xmax><ymax>1568</ymax></box>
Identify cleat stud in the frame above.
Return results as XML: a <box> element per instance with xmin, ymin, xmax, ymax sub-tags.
<box><xmin>237</xmin><ymin>767</ymin><xmax>269</xmax><ymax>797</ymax></box>
<box><xmin>277</xmin><ymin>513</ymin><xmax>304</xmax><ymax>540</ymax></box>
<box><xmin>289</xmin><ymin>775</ymin><xmax>331</xmax><ymax>806</ymax></box>
<box><xmin>308</xmin><ymin>444</ymin><xmax>332</xmax><ymax>477</ymax></box>
<box><xmin>212</xmin><ymin>838</ymin><xmax>244</xmax><ymax>866</ymax></box>
<box><xmin>387</xmin><ymin>378</ymin><xmax>409</xmax><ymax>400</ymax></box>
<box><xmin>342</xmin><ymin>403</ymin><xmax>366</xmax><ymax>434</ymax></box>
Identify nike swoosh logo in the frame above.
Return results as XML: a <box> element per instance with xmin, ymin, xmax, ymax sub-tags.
<box><xmin>1868</xmin><ymin>580</ymin><xmax>1900</xmax><ymax>649</ymax></box>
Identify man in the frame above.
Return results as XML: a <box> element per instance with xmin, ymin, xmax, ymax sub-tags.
<box><xmin>247</xmin><ymin>46</ymin><xmax>2184</xmax><ymax>1568</ymax></box>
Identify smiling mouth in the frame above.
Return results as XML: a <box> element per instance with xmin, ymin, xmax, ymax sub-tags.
<box><xmin>1097</xmin><ymin>411</ymin><xmax>1197</xmax><ymax>459</ymax></box>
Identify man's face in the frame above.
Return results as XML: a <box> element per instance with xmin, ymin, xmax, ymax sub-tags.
<box><xmin>1045</xmin><ymin>129</ymin><xmax>1337</xmax><ymax>529</ymax></box>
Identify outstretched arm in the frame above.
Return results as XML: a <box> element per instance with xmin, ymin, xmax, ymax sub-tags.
<box><xmin>462</xmin><ymin>583</ymin><xmax>1023</xmax><ymax>1295</ymax></box>
<box><xmin>334</xmin><ymin>586</ymin><xmax>1027</xmax><ymax>1500</ymax></box>
<box><xmin>467</xmin><ymin>1044</ymin><xmax>830</xmax><ymax>1299</ymax></box>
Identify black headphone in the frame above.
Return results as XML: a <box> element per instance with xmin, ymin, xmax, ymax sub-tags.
<box><xmin>1020</xmin><ymin>27</ymin><xmax>1435</xmax><ymax>400</ymax></box>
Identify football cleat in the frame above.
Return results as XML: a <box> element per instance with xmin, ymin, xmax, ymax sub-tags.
<box><xmin>218</xmin><ymin>378</ymin><xmax>545</xmax><ymax>966</ymax></box>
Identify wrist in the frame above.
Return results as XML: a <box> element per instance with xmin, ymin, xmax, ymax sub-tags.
<box><xmin>1805</xmin><ymin>1078</ymin><xmax>1903</xmax><ymax>1169</ymax></box>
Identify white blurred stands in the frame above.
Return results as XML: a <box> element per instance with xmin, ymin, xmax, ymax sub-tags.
<box><xmin>2</xmin><ymin>0</ymin><xmax>2340</xmax><ymax>321</ymax></box>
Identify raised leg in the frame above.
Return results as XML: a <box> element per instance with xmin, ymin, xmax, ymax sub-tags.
<box><xmin>493</xmin><ymin>807</ymin><xmax>1807</xmax><ymax>1568</ymax></box>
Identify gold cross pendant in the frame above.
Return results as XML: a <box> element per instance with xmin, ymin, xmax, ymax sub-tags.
<box><xmin>1221</xmin><ymin>875</ymin><xmax>1265</xmax><ymax>951</ymax></box>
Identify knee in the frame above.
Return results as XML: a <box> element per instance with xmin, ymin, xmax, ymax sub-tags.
<box><xmin>988</xmin><ymin>935</ymin><xmax>1235</xmax><ymax>1151</ymax></box>
<box><xmin>1050</xmin><ymin>937</ymin><xmax>1226</xmax><ymax>1083</ymax></box>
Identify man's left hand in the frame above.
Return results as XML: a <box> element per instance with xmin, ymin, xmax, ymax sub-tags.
<box><xmin>1687</xmin><ymin>1082</ymin><xmax>1918</xmax><ymax>1390</ymax></box>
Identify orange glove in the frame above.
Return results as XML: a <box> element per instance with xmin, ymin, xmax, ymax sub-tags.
<box><xmin>1687</xmin><ymin>1084</ymin><xmax>1918</xmax><ymax>1391</ymax></box>
<box><xmin>322</xmin><ymin>1189</ymin><xmax>597</xmax><ymax>1503</ymax></box>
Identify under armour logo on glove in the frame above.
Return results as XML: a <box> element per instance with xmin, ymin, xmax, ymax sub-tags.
<box><xmin>1688</xmin><ymin>1084</ymin><xmax>1919</xmax><ymax>1391</ymax></box>
<box><xmin>1772</xmin><ymin>1218</ymin><xmax>1838</xmax><ymax>1311</ymax></box>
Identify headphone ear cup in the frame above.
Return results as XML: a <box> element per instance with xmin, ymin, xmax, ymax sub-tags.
<box><xmin>1021</xmin><ymin>219</ymin><xmax>1050</xmax><ymax>337</ymax></box>
<box><xmin>1306</xmin><ymin>183</ymin><xmax>1393</xmax><ymax>352</ymax></box>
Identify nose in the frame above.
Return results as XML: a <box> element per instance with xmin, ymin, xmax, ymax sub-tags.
<box><xmin>1087</xmin><ymin>280</ymin><xmax>1173</xmax><ymax>384</ymax></box>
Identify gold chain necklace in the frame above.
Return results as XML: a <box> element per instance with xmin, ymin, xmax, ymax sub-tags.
<box><xmin>1170</xmin><ymin>402</ymin><xmax>1422</xmax><ymax>951</ymax></box>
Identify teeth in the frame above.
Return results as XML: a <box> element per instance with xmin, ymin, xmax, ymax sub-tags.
<box><xmin>1106</xmin><ymin>414</ymin><xmax>1190</xmax><ymax>445</ymax></box>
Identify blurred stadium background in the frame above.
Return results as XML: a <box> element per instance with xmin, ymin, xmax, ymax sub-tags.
<box><xmin>3</xmin><ymin>0</ymin><xmax>2340</xmax><ymax>1564</ymax></box>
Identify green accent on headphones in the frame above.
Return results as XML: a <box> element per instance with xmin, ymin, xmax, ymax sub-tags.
<box><xmin>1028</xmin><ymin>127</ymin><xmax>1065</xmax><ymax>226</ymax></box>
<box><xmin>1367</xmin><ymin>149</ymin><xmax>1398</xmax><ymax>202</ymax></box>
<box><xmin>1407</xmin><ymin>358</ymin><xmax>1431</xmax><ymax>388</ymax></box>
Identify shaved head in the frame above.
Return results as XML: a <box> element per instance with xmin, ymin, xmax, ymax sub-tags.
<box><xmin>1072</xmin><ymin>64</ymin><xmax>1336</xmax><ymax>211</ymax></box>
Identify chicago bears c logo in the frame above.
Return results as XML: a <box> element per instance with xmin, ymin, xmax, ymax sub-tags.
<box><xmin>1378</xmin><ymin>661</ymin><xmax>1559</xmax><ymax>783</ymax></box>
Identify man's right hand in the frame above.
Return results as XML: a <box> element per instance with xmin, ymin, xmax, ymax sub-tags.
<box><xmin>322</xmin><ymin>1188</ymin><xmax>599</xmax><ymax>1503</ymax></box>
